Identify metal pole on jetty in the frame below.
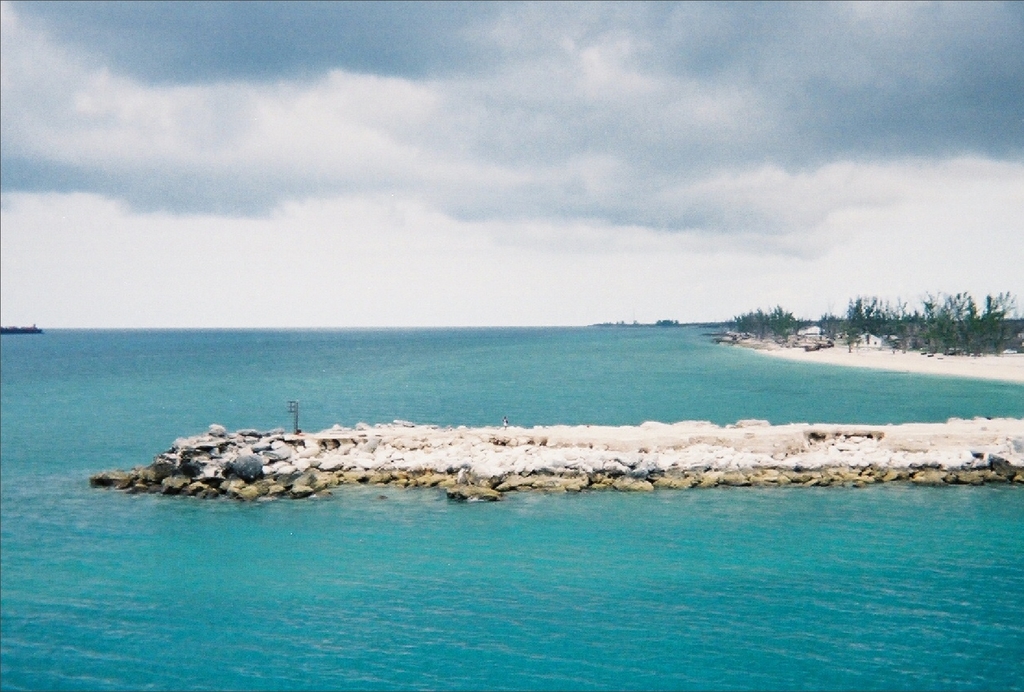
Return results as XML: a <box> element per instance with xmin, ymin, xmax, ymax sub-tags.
<box><xmin>287</xmin><ymin>400</ymin><xmax>300</xmax><ymax>433</ymax></box>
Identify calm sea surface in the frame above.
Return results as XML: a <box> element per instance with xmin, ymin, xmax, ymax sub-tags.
<box><xmin>2</xmin><ymin>328</ymin><xmax>1023</xmax><ymax>690</ymax></box>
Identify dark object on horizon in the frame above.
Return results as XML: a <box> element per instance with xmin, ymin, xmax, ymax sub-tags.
<box><xmin>592</xmin><ymin>319</ymin><xmax>718</xmax><ymax>328</ymax></box>
<box><xmin>1</xmin><ymin>325</ymin><xmax>43</xmax><ymax>334</ymax></box>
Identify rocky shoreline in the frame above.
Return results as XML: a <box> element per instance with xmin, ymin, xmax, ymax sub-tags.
<box><xmin>90</xmin><ymin>418</ymin><xmax>1024</xmax><ymax>502</ymax></box>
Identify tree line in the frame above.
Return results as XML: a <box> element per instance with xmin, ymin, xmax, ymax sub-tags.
<box><xmin>733</xmin><ymin>292</ymin><xmax>1022</xmax><ymax>355</ymax></box>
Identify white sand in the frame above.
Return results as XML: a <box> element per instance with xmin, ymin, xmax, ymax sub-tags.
<box><xmin>749</xmin><ymin>346</ymin><xmax>1024</xmax><ymax>383</ymax></box>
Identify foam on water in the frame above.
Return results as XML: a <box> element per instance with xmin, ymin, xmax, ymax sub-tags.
<box><xmin>2</xmin><ymin>329</ymin><xmax>1023</xmax><ymax>690</ymax></box>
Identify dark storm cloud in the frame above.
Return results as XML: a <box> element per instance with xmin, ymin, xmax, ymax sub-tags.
<box><xmin>10</xmin><ymin>0</ymin><xmax>499</xmax><ymax>81</ymax></box>
<box><xmin>464</xmin><ymin>1</ymin><xmax>1024</xmax><ymax>165</ymax></box>
<box><xmin>3</xmin><ymin>1</ymin><xmax>1022</xmax><ymax>225</ymax></box>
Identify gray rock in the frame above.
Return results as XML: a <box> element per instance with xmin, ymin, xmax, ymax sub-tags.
<box><xmin>265</xmin><ymin>440</ymin><xmax>292</xmax><ymax>460</ymax></box>
<box><xmin>193</xmin><ymin>437</ymin><xmax>223</xmax><ymax>451</ymax></box>
<box><xmin>601</xmin><ymin>460</ymin><xmax>629</xmax><ymax>476</ymax></box>
<box><xmin>208</xmin><ymin>424</ymin><xmax>227</xmax><ymax>437</ymax></box>
<box><xmin>178</xmin><ymin>456</ymin><xmax>204</xmax><ymax>478</ymax></box>
<box><xmin>989</xmin><ymin>454</ymin><xmax>1018</xmax><ymax>478</ymax></box>
<box><xmin>626</xmin><ymin>468</ymin><xmax>649</xmax><ymax>479</ymax></box>
<box><xmin>228</xmin><ymin>455</ymin><xmax>264</xmax><ymax>482</ymax></box>
<box><xmin>274</xmin><ymin>471</ymin><xmax>302</xmax><ymax>488</ymax></box>
<box><xmin>141</xmin><ymin>460</ymin><xmax>177</xmax><ymax>483</ymax></box>
<box><xmin>199</xmin><ymin>465</ymin><xmax>224</xmax><ymax>480</ymax></box>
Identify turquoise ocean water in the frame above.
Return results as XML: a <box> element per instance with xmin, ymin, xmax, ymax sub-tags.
<box><xmin>2</xmin><ymin>327</ymin><xmax>1023</xmax><ymax>690</ymax></box>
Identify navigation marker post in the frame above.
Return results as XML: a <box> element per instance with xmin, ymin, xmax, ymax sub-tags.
<box><xmin>287</xmin><ymin>400</ymin><xmax>300</xmax><ymax>433</ymax></box>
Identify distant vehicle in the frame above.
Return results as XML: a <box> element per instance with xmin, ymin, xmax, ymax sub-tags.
<box><xmin>0</xmin><ymin>324</ymin><xmax>43</xmax><ymax>334</ymax></box>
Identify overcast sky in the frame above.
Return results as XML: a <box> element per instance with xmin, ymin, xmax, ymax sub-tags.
<box><xmin>2</xmin><ymin>1</ymin><xmax>1022</xmax><ymax>327</ymax></box>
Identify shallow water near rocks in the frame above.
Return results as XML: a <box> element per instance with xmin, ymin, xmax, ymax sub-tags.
<box><xmin>2</xmin><ymin>328</ymin><xmax>1023</xmax><ymax>690</ymax></box>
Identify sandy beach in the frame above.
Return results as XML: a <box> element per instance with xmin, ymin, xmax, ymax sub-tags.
<box><xmin>749</xmin><ymin>345</ymin><xmax>1024</xmax><ymax>384</ymax></box>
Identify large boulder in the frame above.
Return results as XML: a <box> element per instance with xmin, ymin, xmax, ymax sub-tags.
<box><xmin>988</xmin><ymin>454</ymin><xmax>1018</xmax><ymax>478</ymax></box>
<box><xmin>951</xmin><ymin>470</ymin><xmax>986</xmax><ymax>485</ymax></box>
<box><xmin>89</xmin><ymin>470</ymin><xmax>132</xmax><ymax>487</ymax></box>
<box><xmin>235</xmin><ymin>485</ymin><xmax>263</xmax><ymax>501</ymax></box>
<box><xmin>178</xmin><ymin>455</ymin><xmax>204</xmax><ymax>478</ymax></box>
<box><xmin>319</xmin><ymin>458</ymin><xmax>345</xmax><ymax>472</ymax></box>
<box><xmin>228</xmin><ymin>455</ymin><xmax>264</xmax><ymax>482</ymax></box>
<box><xmin>612</xmin><ymin>478</ymin><xmax>655</xmax><ymax>492</ymax></box>
<box><xmin>720</xmin><ymin>472</ymin><xmax>752</xmax><ymax>487</ymax></box>
<box><xmin>161</xmin><ymin>475</ymin><xmax>191</xmax><ymax>495</ymax></box>
<box><xmin>139</xmin><ymin>460</ymin><xmax>176</xmax><ymax>483</ymax></box>
<box><xmin>911</xmin><ymin>470</ymin><xmax>948</xmax><ymax>485</ymax></box>
<box><xmin>289</xmin><ymin>484</ymin><xmax>315</xmax><ymax>499</ymax></box>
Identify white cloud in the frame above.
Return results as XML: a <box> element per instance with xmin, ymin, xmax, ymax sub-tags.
<box><xmin>3</xmin><ymin>164</ymin><xmax>1021</xmax><ymax>327</ymax></box>
<box><xmin>2</xmin><ymin>1</ymin><xmax>1021</xmax><ymax>327</ymax></box>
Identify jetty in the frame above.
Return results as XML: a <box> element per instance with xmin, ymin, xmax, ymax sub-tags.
<box><xmin>90</xmin><ymin>418</ymin><xmax>1024</xmax><ymax>501</ymax></box>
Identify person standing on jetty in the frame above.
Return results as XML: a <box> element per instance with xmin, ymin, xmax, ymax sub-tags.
<box><xmin>503</xmin><ymin>416</ymin><xmax>509</xmax><ymax>428</ymax></box>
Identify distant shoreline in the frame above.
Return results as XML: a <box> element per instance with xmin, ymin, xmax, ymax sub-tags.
<box><xmin>591</xmin><ymin>320</ymin><xmax>729</xmax><ymax>328</ymax></box>
<box><xmin>734</xmin><ymin>340</ymin><xmax>1024</xmax><ymax>384</ymax></box>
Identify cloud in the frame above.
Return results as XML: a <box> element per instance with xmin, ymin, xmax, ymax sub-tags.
<box><xmin>2</xmin><ymin>2</ymin><xmax>1021</xmax><ymax>326</ymax></box>
<box><xmin>4</xmin><ymin>2</ymin><xmax>1022</xmax><ymax>221</ymax></box>
<box><xmin>3</xmin><ymin>161</ymin><xmax>1021</xmax><ymax>326</ymax></box>
<box><xmin>7</xmin><ymin>1</ymin><xmax>501</xmax><ymax>82</ymax></box>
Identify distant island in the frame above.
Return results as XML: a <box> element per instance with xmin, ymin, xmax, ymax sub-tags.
<box><xmin>592</xmin><ymin>320</ymin><xmax>727</xmax><ymax>328</ymax></box>
<box><xmin>717</xmin><ymin>292</ymin><xmax>1024</xmax><ymax>383</ymax></box>
<box><xmin>1</xmin><ymin>325</ymin><xmax>43</xmax><ymax>335</ymax></box>
<box><xmin>719</xmin><ymin>292</ymin><xmax>1021</xmax><ymax>355</ymax></box>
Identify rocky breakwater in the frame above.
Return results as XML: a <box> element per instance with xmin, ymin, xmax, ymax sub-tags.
<box><xmin>90</xmin><ymin>418</ymin><xmax>1024</xmax><ymax>502</ymax></box>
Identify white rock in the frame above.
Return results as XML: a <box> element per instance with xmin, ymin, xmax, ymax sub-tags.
<box><xmin>319</xmin><ymin>457</ymin><xmax>345</xmax><ymax>472</ymax></box>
